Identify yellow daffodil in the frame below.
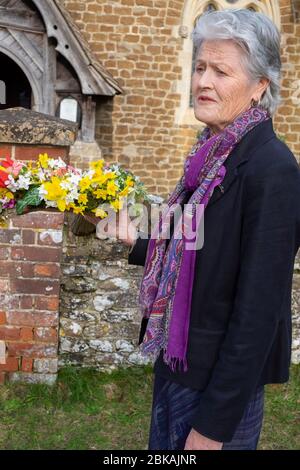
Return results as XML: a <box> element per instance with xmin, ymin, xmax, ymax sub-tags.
<box><xmin>68</xmin><ymin>203</ymin><xmax>86</xmax><ymax>215</ymax></box>
<box><xmin>6</xmin><ymin>191</ymin><xmax>14</xmax><ymax>200</ymax></box>
<box><xmin>79</xmin><ymin>176</ymin><xmax>92</xmax><ymax>191</ymax></box>
<box><xmin>57</xmin><ymin>199</ymin><xmax>67</xmax><ymax>212</ymax></box>
<box><xmin>39</xmin><ymin>153</ymin><xmax>49</xmax><ymax>169</ymax></box>
<box><xmin>43</xmin><ymin>177</ymin><xmax>67</xmax><ymax>212</ymax></box>
<box><xmin>119</xmin><ymin>187</ymin><xmax>129</xmax><ymax>197</ymax></box>
<box><xmin>107</xmin><ymin>180</ymin><xmax>118</xmax><ymax>196</ymax></box>
<box><xmin>78</xmin><ymin>193</ymin><xmax>88</xmax><ymax>205</ymax></box>
<box><xmin>90</xmin><ymin>160</ymin><xmax>104</xmax><ymax>172</ymax></box>
<box><xmin>43</xmin><ymin>177</ymin><xmax>67</xmax><ymax>200</ymax></box>
<box><xmin>95</xmin><ymin>208</ymin><xmax>108</xmax><ymax>218</ymax></box>
<box><xmin>94</xmin><ymin>189</ymin><xmax>107</xmax><ymax>200</ymax></box>
<box><xmin>105</xmin><ymin>172</ymin><xmax>116</xmax><ymax>180</ymax></box>
<box><xmin>0</xmin><ymin>188</ymin><xmax>14</xmax><ymax>200</ymax></box>
<box><xmin>110</xmin><ymin>198</ymin><xmax>123</xmax><ymax>212</ymax></box>
<box><xmin>72</xmin><ymin>205</ymin><xmax>85</xmax><ymax>215</ymax></box>
<box><xmin>27</xmin><ymin>161</ymin><xmax>38</xmax><ymax>175</ymax></box>
<box><xmin>91</xmin><ymin>174</ymin><xmax>107</xmax><ymax>185</ymax></box>
<box><xmin>31</xmin><ymin>168</ymin><xmax>39</xmax><ymax>175</ymax></box>
<box><xmin>126</xmin><ymin>176</ymin><xmax>134</xmax><ymax>187</ymax></box>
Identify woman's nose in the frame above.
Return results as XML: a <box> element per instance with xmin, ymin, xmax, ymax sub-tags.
<box><xmin>196</xmin><ymin>69</ymin><xmax>213</xmax><ymax>89</ymax></box>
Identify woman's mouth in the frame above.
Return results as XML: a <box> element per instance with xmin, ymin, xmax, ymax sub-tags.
<box><xmin>198</xmin><ymin>96</ymin><xmax>216</xmax><ymax>102</ymax></box>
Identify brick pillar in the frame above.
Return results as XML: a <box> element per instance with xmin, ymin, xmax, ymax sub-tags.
<box><xmin>0</xmin><ymin>108</ymin><xmax>77</xmax><ymax>385</ymax></box>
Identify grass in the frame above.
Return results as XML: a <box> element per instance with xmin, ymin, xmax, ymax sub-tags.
<box><xmin>0</xmin><ymin>365</ymin><xmax>299</xmax><ymax>450</ymax></box>
<box><xmin>0</xmin><ymin>366</ymin><xmax>153</xmax><ymax>450</ymax></box>
<box><xmin>259</xmin><ymin>365</ymin><xmax>300</xmax><ymax>450</ymax></box>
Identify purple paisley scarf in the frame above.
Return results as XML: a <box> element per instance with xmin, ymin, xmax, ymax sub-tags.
<box><xmin>139</xmin><ymin>107</ymin><xmax>270</xmax><ymax>371</ymax></box>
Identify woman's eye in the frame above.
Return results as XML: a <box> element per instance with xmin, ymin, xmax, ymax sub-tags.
<box><xmin>216</xmin><ymin>69</ymin><xmax>226</xmax><ymax>75</ymax></box>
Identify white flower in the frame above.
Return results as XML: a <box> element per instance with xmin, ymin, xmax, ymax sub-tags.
<box><xmin>56</xmin><ymin>158</ymin><xmax>67</xmax><ymax>169</ymax></box>
<box><xmin>16</xmin><ymin>175</ymin><xmax>31</xmax><ymax>190</ymax></box>
<box><xmin>110</xmin><ymin>164</ymin><xmax>121</xmax><ymax>175</ymax></box>
<box><xmin>68</xmin><ymin>173</ymin><xmax>82</xmax><ymax>186</ymax></box>
<box><xmin>38</xmin><ymin>185</ymin><xmax>48</xmax><ymax>200</ymax></box>
<box><xmin>65</xmin><ymin>188</ymin><xmax>79</xmax><ymax>204</ymax></box>
<box><xmin>6</xmin><ymin>173</ymin><xmax>31</xmax><ymax>191</ymax></box>
<box><xmin>60</xmin><ymin>180</ymin><xmax>72</xmax><ymax>191</ymax></box>
<box><xmin>44</xmin><ymin>200</ymin><xmax>57</xmax><ymax>208</ymax></box>
<box><xmin>6</xmin><ymin>175</ymin><xmax>18</xmax><ymax>191</ymax></box>
<box><xmin>37</xmin><ymin>169</ymin><xmax>46</xmax><ymax>181</ymax></box>
<box><xmin>48</xmin><ymin>159</ymin><xmax>56</xmax><ymax>169</ymax></box>
<box><xmin>65</xmin><ymin>193</ymin><xmax>77</xmax><ymax>204</ymax></box>
<box><xmin>84</xmin><ymin>169</ymin><xmax>95</xmax><ymax>179</ymax></box>
<box><xmin>48</xmin><ymin>158</ymin><xmax>66</xmax><ymax>170</ymax></box>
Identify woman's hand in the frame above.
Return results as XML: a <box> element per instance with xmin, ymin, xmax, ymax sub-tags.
<box><xmin>184</xmin><ymin>429</ymin><xmax>223</xmax><ymax>450</ymax></box>
<box><xmin>84</xmin><ymin>209</ymin><xmax>138</xmax><ymax>247</ymax></box>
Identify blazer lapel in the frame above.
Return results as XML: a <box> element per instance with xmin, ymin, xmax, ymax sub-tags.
<box><xmin>207</xmin><ymin>119</ymin><xmax>276</xmax><ymax>208</ymax></box>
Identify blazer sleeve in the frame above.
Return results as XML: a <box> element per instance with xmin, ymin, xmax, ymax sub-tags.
<box><xmin>128</xmin><ymin>233</ymin><xmax>150</xmax><ymax>267</ymax></box>
<box><xmin>189</xmin><ymin>160</ymin><xmax>300</xmax><ymax>443</ymax></box>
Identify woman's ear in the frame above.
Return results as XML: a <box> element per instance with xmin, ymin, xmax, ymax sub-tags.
<box><xmin>255</xmin><ymin>77</ymin><xmax>270</xmax><ymax>101</ymax></box>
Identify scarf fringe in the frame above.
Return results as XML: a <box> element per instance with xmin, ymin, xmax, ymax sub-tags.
<box><xmin>163</xmin><ymin>350</ymin><xmax>188</xmax><ymax>373</ymax></box>
<box><xmin>140</xmin><ymin>344</ymin><xmax>188</xmax><ymax>373</ymax></box>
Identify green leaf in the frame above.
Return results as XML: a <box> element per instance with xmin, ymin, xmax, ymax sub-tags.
<box><xmin>16</xmin><ymin>186</ymin><xmax>42</xmax><ymax>215</ymax></box>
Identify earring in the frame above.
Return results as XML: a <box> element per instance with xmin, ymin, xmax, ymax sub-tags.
<box><xmin>251</xmin><ymin>98</ymin><xmax>260</xmax><ymax>107</ymax></box>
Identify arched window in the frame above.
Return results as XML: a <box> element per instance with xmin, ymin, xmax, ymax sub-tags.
<box><xmin>0</xmin><ymin>81</ymin><xmax>6</xmax><ymax>105</ymax></box>
<box><xmin>176</xmin><ymin>0</ymin><xmax>280</xmax><ymax>125</ymax></box>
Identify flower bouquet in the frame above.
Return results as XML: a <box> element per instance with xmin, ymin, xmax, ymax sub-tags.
<box><xmin>0</xmin><ymin>154</ymin><xmax>148</xmax><ymax>230</ymax></box>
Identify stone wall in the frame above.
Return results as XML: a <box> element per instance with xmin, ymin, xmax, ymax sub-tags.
<box><xmin>58</xmin><ymin>218</ymin><xmax>300</xmax><ymax>370</ymax></box>
<box><xmin>58</xmin><ymin>215</ymin><xmax>151</xmax><ymax>370</ymax></box>
<box><xmin>62</xmin><ymin>0</ymin><xmax>300</xmax><ymax>197</ymax></box>
<box><xmin>292</xmin><ymin>250</ymin><xmax>300</xmax><ymax>364</ymax></box>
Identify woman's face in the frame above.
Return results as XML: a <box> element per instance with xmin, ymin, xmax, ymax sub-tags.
<box><xmin>192</xmin><ymin>39</ymin><xmax>268</xmax><ymax>133</ymax></box>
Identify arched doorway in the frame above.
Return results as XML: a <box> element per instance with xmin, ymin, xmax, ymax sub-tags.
<box><xmin>0</xmin><ymin>52</ymin><xmax>32</xmax><ymax>110</ymax></box>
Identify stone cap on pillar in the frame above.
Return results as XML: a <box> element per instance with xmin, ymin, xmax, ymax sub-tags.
<box><xmin>0</xmin><ymin>108</ymin><xmax>78</xmax><ymax>147</ymax></box>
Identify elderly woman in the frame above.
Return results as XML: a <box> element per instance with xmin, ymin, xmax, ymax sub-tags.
<box><xmin>91</xmin><ymin>9</ymin><xmax>300</xmax><ymax>450</ymax></box>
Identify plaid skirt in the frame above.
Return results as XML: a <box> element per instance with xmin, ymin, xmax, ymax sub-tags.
<box><xmin>149</xmin><ymin>375</ymin><xmax>264</xmax><ymax>450</ymax></box>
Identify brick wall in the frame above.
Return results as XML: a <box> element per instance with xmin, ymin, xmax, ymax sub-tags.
<box><xmin>63</xmin><ymin>0</ymin><xmax>299</xmax><ymax>196</ymax></box>
<box><xmin>0</xmin><ymin>144</ymin><xmax>69</xmax><ymax>162</ymax></box>
<box><xmin>274</xmin><ymin>0</ymin><xmax>300</xmax><ymax>156</ymax></box>
<box><xmin>0</xmin><ymin>108</ymin><xmax>77</xmax><ymax>384</ymax></box>
<box><xmin>0</xmin><ymin>210</ymin><xmax>64</xmax><ymax>384</ymax></box>
<box><xmin>63</xmin><ymin>0</ymin><xmax>198</xmax><ymax>196</ymax></box>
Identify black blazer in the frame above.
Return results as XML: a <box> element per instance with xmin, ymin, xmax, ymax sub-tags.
<box><xmin>128</xmin><ymin>119</ymin><xmax>300</xmax><ymax>442</ymax></box>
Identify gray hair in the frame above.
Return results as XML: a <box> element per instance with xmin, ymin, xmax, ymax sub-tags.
<box><xmin>192</xmin><ymin>9</ymin><xmax>281</xmax><ymax>116</ymax></box>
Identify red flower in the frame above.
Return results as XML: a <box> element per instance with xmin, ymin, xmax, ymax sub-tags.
<box><xmin>0</xmin><ymin>157</ymin><xmax>13</xmax><ymax>188</ymax></box>
<box><xmin>0</xmin><ymin>157</ymin><xmax>14</xmax><ymax>169</ymax></box>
